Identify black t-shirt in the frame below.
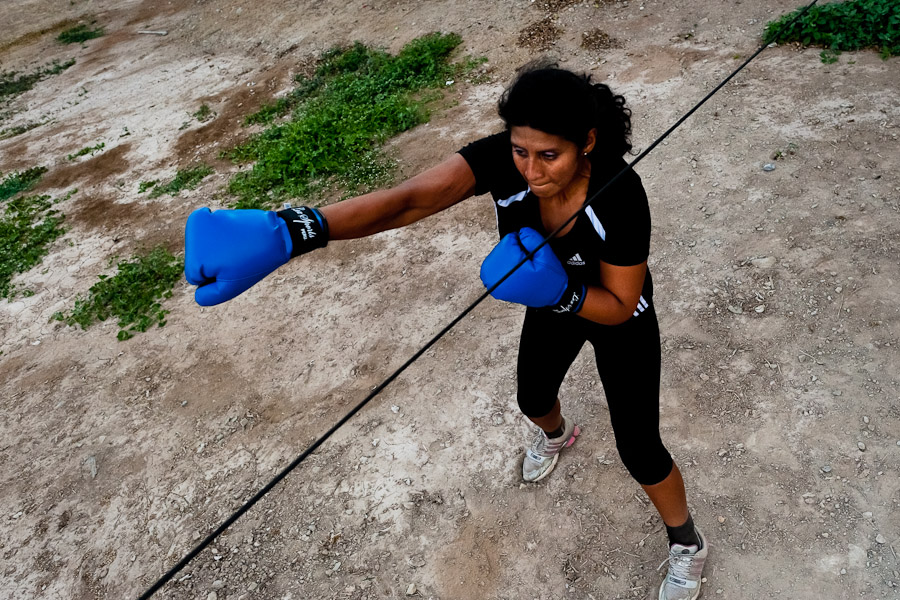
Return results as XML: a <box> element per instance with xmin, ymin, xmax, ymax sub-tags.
<box><xmin>458</xmin><ymin>130</ymin><xmax>654</xmax><ymax>315</ymax></box>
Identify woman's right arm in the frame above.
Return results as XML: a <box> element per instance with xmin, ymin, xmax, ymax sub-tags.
<box><xmin>184</xmin><ymin>153</ymin><xmax>479</xmax><ymax>306</ymax></box>
<box><xmin>319</xmin><ymin>153</ymin><xmax>478</xmax><ymax>240</ymax></box>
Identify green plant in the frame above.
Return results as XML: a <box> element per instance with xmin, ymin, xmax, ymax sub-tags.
<box><xmin>228</xmin><ymin>32</ymin><xmax>479</xmax><ymax>209</ymax></box>
<box><xmin>0</xmin><ymin>121</ymin><xmax>42</xmax><ymax>139</ymax></box>
<box><xmin>0</xmin><ymin>194</ymin><xmax>66</xmax><ymax>298</ymax></box>
<box><xmin>66</xmin><ymin>142</ymin><xmax>105</xmax><ymax>161</ymax></box>
<box><xmin>138</xmin><ymin>180</ymin><xmax>158</xmax><ymax>193</ymax></box>
<box><xmin>1</xmin><ymin>59</ymin><xmax>75</xmax><ymax>104</ymax></box>
<box><xmin>148</xmin><ymin>165</ymin><xmax>214</xmax><ymax>198</ymax></box>
<box><xmin>764</xmin><ymin>0</ymin><xmax>900</xmax><ymax>62</ymax></box>
<box><xmin>56</xmin><ymin>23</ymin><xmax>105</xmax><ymax>44</ymax></box>
<box><xmin>193</xmin><ymin>104</ymin><xmax>214</xmax><ymax>122</ymax></box>
<box><xmin>0</xmin><ymin>166</ymin><xmax>48</xmax><ymax>201</ymax></box>
<box><xmin>55</xmin><ymin>247</ymin><xmax>183</xmax><ymax>340</ymax></box>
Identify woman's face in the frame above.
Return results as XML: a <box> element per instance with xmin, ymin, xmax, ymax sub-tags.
<box><xmin>510</xmin><ymin>126</ymin><xmax>593</xmax><ymax>199</ymax></box>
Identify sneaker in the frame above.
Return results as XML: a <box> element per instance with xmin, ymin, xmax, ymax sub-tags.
<box><xmin>657</xmin><ymin>527</ymin><xmax>709</xmax><ymax>600</ymax></box>
<box><xmin>522</xmin><ymin>417</ymin><xmax>580</xmax><ymax>482</ymax></box>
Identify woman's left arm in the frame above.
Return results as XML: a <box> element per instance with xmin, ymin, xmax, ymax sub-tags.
<box><xmin>577</xmin><ymin>260</ymin><xmax>647</xmax><ymax>325</ymax></box>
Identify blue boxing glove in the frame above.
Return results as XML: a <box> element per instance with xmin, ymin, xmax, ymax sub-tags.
<box><xmin>480</xmin><ymin>227</ymin><xmax>586</xmax><ymax>314</ymax></box>
<box><xmin>184</xmin><ymin>206</ymin><xmax>328</xmax><ymax>306</ymax></box>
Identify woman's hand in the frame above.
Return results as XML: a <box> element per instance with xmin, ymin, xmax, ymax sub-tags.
<box><xmin>480</xmin><ymin>228</ymin><xmax>585</xmax><ymax>313</ymax></box>
<box><xmin>184</xmin><ymin>206</ymin><xmax>328</xmax><ymax>306</ymax></box>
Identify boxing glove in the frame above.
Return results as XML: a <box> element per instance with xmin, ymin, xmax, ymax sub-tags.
<box><xmin>480</xmin><ymin>227</ymin><xmax>585</xmax><ymax>314</ymax></box>
<box><xmin>184</xmin><ymin>206</ymin><xmax>328</xmax><ymax>306</ymax></box>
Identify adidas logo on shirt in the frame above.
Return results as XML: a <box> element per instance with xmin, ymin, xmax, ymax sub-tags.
<box><xmin>567</xmin><ymin>253</ymin><xmax>585</xmax><ymax>266</ymax></box>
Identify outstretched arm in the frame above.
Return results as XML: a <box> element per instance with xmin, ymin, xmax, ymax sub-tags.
<box><xmin>185</xmin><ymin>153</ymin><xmax>478</xmax><ymax>306</ymax></box>
<box><xmin>321</xmin><ymin>153</ymin><xmax>477</xmax><ymax>239</ymax></box>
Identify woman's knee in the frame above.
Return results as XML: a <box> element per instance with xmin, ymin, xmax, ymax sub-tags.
<box><xmin>516</xmin><ymin>388</ymin><xmax>557</xmax><ymax>418</ymax></box>
<box><xmin>616</xmin><ymin>438</ymin><xmax>673</xmax><ymax>486</ymax></box>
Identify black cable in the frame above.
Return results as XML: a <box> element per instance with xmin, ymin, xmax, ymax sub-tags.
<box><xmin>138</xmin><ymin>2</ymin><xmax>817</xmax><ymax>597</ymax></box>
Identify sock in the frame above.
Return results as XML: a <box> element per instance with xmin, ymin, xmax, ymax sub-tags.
<box><xmin>666</xmin><ymin>513</ymin><xmax>701</xmax><ymax>549</ymax></box>
<box><xmin>545</xmin><ymin>423</ymin><xmax>564</xmax><ymax>438</ymax></box>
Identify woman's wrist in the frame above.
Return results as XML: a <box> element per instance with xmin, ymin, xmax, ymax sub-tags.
<box><xmin>550</xmin><ymin>279</ymin><xmax>586</xmax><ymax>314</ymax></box>
<box><xmin>276</xmin><ymin>206</ymin><xmax>329</xmax><ymax>257</ymax></box>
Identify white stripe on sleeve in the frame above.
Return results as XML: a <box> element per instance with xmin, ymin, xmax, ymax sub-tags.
<box><xmin>584</xmin><ymin>206</ymin><xmax>607</xmax><ymax>240</ymax></box>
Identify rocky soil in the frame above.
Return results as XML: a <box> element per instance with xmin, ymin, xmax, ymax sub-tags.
<box><xmin>1</xmin><ymin>1</ymin><xmax>898</xmax><ymax>599</ymax></box>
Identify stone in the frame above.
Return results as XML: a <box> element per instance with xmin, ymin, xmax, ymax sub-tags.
<box><xmin>406</xmin><ymin>583</ymin><xmax>417</xmax><ymax>596</ymax></box>
<box><xmin>876</xmin><ymin>534</ymin><xmax>887</xmax><ymax>544</ymax></box>
<box><xmin>85</xmin><ymin>456</ymin><xmax>98</xmax><ymax>479</ymax></box>
<box><xmin>858</xmin><ymin>442</ymin><xmax>866</xmax><ymax>451</ymax></box>
<box><xmin>822</xmin><ymin>465</ymin><xmax>832</xmax><ymax>473</ymax></box>
<box><xmin>207</xmin><ymin>593</ymin><xmax>217</xmax><ymax>600</ymax></box>
<box><xmin>750</xmin><ymin>256</ymin><xmax>776</xmax><ymax>269</ymax></box>
<box><xmin>763</xmin><ymin>163</ymin><xmax>776</xmax><ymax>172</ymax></box>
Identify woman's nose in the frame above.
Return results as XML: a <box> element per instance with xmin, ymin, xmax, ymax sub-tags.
<box><xmin>524</xmin><ymin>158</ymin><xmax>542</xmax><ymax>181</ymax></box>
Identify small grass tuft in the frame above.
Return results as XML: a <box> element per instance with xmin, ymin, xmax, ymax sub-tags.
<box><xmin>54</xmin><ymin>247</ymin><xmax>183</xmax><ymax>340</ymax></box>
<box><xmin>0</xmin><ymin>166</ymin><xmax>48</xmax><ymax>202</ymax></box>
<box><xmin>0</xmin><ymin>193</ymin><xmax>66</xmax><ymax>298</ymax></box>
<box><xmin>228</xmin><ymin>32</ymin><xmax>480</xmax><ymax>209</ymax></box>
<box><xmin>1</xmin><ymin>59</ymin><xmax>76</xmax><ymax>104</ymax></box>
<box><xmin>66</xmin><ymin>142</ymin><xmax>105</xmax><ymax>161</ymax></box>
<box><xmin>148</xmin><ymin>165</ymin><xmax>214</xmax><ymax>198</ymax></box>
<box><xmin>56</xmin><ymin>24</ymin><xmax>105</xmax><ymax>44</ymax></box>
<box><xmin>193</xmin><ymin>104</ymin><xmax>214</xmax><ymax>122</ymax></box>
<box><xmin>764</xmin><ymin>0</ymin><xmax>900</xmax><ymax>62</ymax></box>
<box><xmin>138</xmin><ymin>180</ymin><xmax>158</xmax><ymax>193</ymax></box>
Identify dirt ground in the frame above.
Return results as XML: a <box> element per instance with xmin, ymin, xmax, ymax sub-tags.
<box><xmin>1</xmin><ymin>0</ymin><xmax>899</xmax><ymax>599</ymax></box>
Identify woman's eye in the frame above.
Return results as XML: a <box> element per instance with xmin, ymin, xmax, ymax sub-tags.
<box><xmin>542</xmin><ymin>153</ymin><xmax>558</xmax><ymax>160</ymax></box>
<box><xmin>513</xmin><ymin>148</ymin><xmax>527</xmax><ymax>157</ymax></box>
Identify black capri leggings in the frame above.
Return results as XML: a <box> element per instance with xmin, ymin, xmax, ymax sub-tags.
<box><xmin>517</xmin><ymin>305</ymin><xmax>673</xmax><ymax>486</ymax></box>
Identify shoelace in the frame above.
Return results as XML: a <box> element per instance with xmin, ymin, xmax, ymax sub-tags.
<box><xmin>657</xmin><ymin>549</ymin><xmax>700</xmax><ymax>580</ymax></box>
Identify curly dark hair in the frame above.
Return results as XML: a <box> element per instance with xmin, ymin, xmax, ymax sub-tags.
<box><xmin>497</xmin><ymin>64</ymin><xmax>633</xmax><ymax>159</ymax></box>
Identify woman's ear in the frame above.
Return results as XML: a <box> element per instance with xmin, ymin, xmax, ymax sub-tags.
<box><xmin>583</xmin><ymin>128</ymin><xmax>598</xmax><ymax>155</ymax></box>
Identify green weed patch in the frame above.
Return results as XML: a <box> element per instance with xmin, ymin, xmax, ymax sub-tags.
<box><xmin>193</xmin><ymin>104</ymin><xmax>214</xmax><ymax>122</ymax></box>
<box><xmin>67</xmin><ymin>142</ymin><xmax>105</xmax><ymax>161</ymax></box>
<box><xmin>148</xmin><ymin>165</ymin><xmax>214</xmax><ymax>198</ymax></box>
<box><xmin>227</xmin><ymin>32</ymin><xmax>480</xmax><ymax>209</ymax></box>
<box><xmin>1</xmin><ymin>59</ymin><xmax>75</xmax><ymax>104</ymax></box>
<box><xmin>138</xmin><ymin>180</ymin><xmax>158</xmax><ymax>193</ymax></box>
<box><xmin>0</xmin><ymin>194</ymin><xmax>66</xmax><ymax>298</ymax></box>
<box><xmin>0</xmin><ymin>166</ymin><xmax>48</xmax><ymax>202</ymax></box>
<box><xmin>54</xmin><ymin>247</ymin><xmax>183</xmax><ymax>340</ymax></box>
<box><xmin>0</xmin><ymin>121</ymin><xmax>42</xmax><ymax>140</ymax></box>
<box><xmin>56</xmin><ymin>24</ymin><xmax>105</xmax><ymax>44</ymax></box>
<box><xmin>765</xmin><ymin>0</ymin><xmax>900</xmax><ymax>62</ymax></box>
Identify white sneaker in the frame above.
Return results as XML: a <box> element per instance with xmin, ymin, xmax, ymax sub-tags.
<box><xmin>522</xmin><ymin>417</ymin><xmax>580</xmax><ymax>482</ymax></box>
<box><xmin>658</xmin><ymin>527</ymin><xmax>709</xmax><ymax>600</ymax></box>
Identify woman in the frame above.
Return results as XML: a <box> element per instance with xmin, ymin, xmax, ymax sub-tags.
<box><xmin>185</xmin><ymin>65</ymin><xmax>708</xmax><ymax>600</ymax></box>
